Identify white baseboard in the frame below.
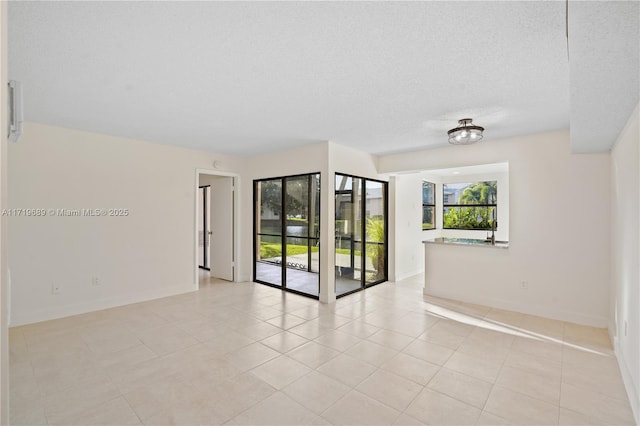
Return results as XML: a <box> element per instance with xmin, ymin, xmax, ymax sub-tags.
<box><xmin>423</xmin><ymin>287</ymin><xmax>608</xmax><ymax>328</ymax></box>
<box><xmin>9</xmin><ymin>283</ymin><xmax>197</xmax><ymax>327</ymax></box>
<box><xmin>615</xmin><ymin>339</ymin><xmax>640</xmax><ymax>425</ymax></box>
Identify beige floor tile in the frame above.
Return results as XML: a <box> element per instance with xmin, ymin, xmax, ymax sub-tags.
<box><xmin>427</xmin><ymin>368</ymin><xmax>493</xmax><ymax>409</ymax></box>
<box><xmin>249</xmin><ymin>305</ymin><xmax>283</xmax><ymax>321</ymax></box>
<box><xmin>317</xmin><ymin>353</ymin><xmax>377</xmax><ymax>387</ymax></box>
<box><xmin>561</xmin><ymin>362</ymin><xmax>628</xmax><ymax>402</ymax></box>
<box><xmin>95</xmin><ymin>343</ymin><xmax>157</xmax><ymax>371</ymax></box>
<box><xmin>314</xmin><ymin>330</ymin><xmax>362</xmax><ymax>352</ymax></box>
<box><xmin>356</xmin><ymin>369</ymin><xmax>423</xmax><ymax>411</ymax></box>
<box><xmin>250</xmin><ymin>355</ymin><xmax>312</xmax><ymax>389</ymax></box>
<box><xmin>50</xmin><ymin>396</ymin><xmax>141</xmax><ymax>426</ymax></box>
<box><xmin>316</xmin><ymin>313</ymin><xmax>353</xmax><ymax>329</ymax></box>
<box><xmin>266</xmin><ymin>313</ymin><xmax>309</xmax><ymax>330</ymax></box>
<box><xmin>558</xmin><ymin>407</ymin><xmax>606</xmax><ymax>425</ymax></box>
<box><xmin>175</xmin><ymin>355</ymin><xmax>242</xmax><ymax>389</ymax></box>
<box><xmin>282</xmin><ymin>371</ymin><xmax>351</xmax><ymax>414</ymax></box>
<box><xmin>336</xmin><ymin>319</ymin><xmax>380</xmax><ymax>338</ymax></box>
<box><xmin>173</xmin><ymin>316</ymin><xmax>232</xmax><ymax>342</ymax></box>
<box><xmin>520</xmin><ymin>314</ymin><xmax>565</xmax><ymax>339</ymax></box>
<box><xmin>392</xmin><ymin>413</ymin><xmax>424</xmax><ymax>425</ymax></box>
<box><xmin>484</xmin><ymin>386</ymin><xmax>559</xmax><ymax>425</ymax></box>
<box><xmin>202</xmin><ymin>329</ymin><xmax>255</xmax><ymax>356</ymax></box>
<box><xmin>261</xmin><ymin>330</ymin><xmax>309</xmax><ymax>353</ymax></box>
<box><xmin>456</xmin><ymin>335</ymin><xmax>511</xmax><ymax>364</ymax></box>
<box><xmin>475</xmin><ymin>411</ymin><xmax>512</xmax><ymax>425</ymax></box>
<box><xmin>123</xmin><ymin>374</ymin><xmax>196</xmax><ymax>421</ymax></box>
<box><xmin>232</xmin><ymin>391</ymin><xmax>318</xmax><ymax>425</ymax></box>
<box><xmin>237</xmin><ymin>321</ymin><xmax>284</xmax><ymax>340</ymax></box>
<box><xmin>204</xmin><ymin>373</ymin><xmax>276</xmax><ymax>419</ymax></box>
<box><xmin>135</xmin><ymin>324</ymin><xmax>199</xmax><ymax>356</ymax></box>
<box><xmin>367</xmin><ymin>329</ymin><xmax>415</xmax><ymax>351</ymax></box>
<box><xmin>510</xmin><ymin>335</ymin><xmax>563</xmax><ymax>362</ymax></box>
<box><xmin>110</xmin><ymin>355</ymin><xmax>182</xmax><ymax>394</ymax></box>
<box><xmin>444</xmin><ymin>351</ymin><xmax>503</xmax><ymax>383</ymax></box>
<box><xmin>402</xmin><ymin>339</ymin><xmax>454</xmax><ymax>366</ymax></box>
<box><xmin>560</xmin><ymin>381</ymin><xmax>635</xmax><ymax>425</ymax></box>
<box><xmin>9</xmin><ymin>402</ymin><xmax>47</xmax><ymax>426</ymax></box>
<box><xmin>417</xmin><ymin>326</ymin><xmax>466</xmax><ymax>350</ymax></box>
<box><xmin>504</xmin><ymin>349</ymin><xmax>562</xmax><ymax>377</ymax></box>
<box><xmin>381</xmin><ymin>352</ymin><xmax>440</xmax><ymax>386</ymax></box>
<box><xmin>405</xmin><ymin>388</ymin><xmax>481</xmax><ymax>425</ymax></box>
<box><xmin>484</xmin><ymin>308</ymin><xmax>524</xmax><ymax>326</ymax></box>
<box><xmin>322</xmin><ymin>390</ymin><xmax>401</xmax><ymax>425</ymax></box>
<box><xmin>41</xmin><ymin>378</ymin><xmax>122</xmax><ymax>425</ymax></box>
<box><xmin>289</xmin><ymin>319</ymin><xmax>332</xmax><ymax>340</ymax></box>
<box><xmin>144</xmin><ymin>403</ymin><xmax>228</xmax><ymax>426</ymax></box>
<box><xmin>496</xmin><ymin>365</ymin><xmax>560</xmax><ymax>404</ymax></box>
<box><xmin>287</xmin><ymin>341</ymin><xmax>341</xmax><ymax>368</ymax></box>
<box><xmin>8</xmin><ymin>279</ymin><xmax>636</xmax><ymax>426</ymax></box>
<box><xmin>563</xmin><ymin>322</ymin><xmax>611</xmax><ymax>348</ymax></box>
<box><xmin>223</xmin><ymin>342</ymin><xmax>280</xmax><ymax>372</ymax></box>
<box><xmin>345</xmin><ymin>340</ymin><xmax>399</xmax><ymax>366</ymax></box>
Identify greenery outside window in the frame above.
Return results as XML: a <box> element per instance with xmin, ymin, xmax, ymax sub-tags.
<box><xmin>422</xmin><ymin>181</ymin><xmax>435</xmax><ymax>230</ymax></box>
<box><xmin>443</xmin><ymin>181</ymin><xmax>497</xmax><ymax>230</ymax></box>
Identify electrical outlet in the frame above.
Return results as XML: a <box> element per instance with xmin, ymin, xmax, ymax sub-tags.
<box><xmin>51</xmin><ymin>283</ymin><xmax>61</xmax><ymax>295</ymax></box>
<box><xmin>91</xmin><ymin>276</ymin><xmax>100</xmax><ymax>286</ymax></box>
<box><xmin>520</xmin><ymin>281</ymin><xmax>529</xmax><ymax>289</ymax></box>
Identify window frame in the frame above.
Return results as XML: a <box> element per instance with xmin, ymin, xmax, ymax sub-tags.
<box><xmin>442</xmin><ymin>181</ymin><xmax>497</xmax><ymax>231</ymax></box>
<box><xmin>422</xmin><ymin>180</ymin><xmax>436</xmax><ymax>231</ymax></box>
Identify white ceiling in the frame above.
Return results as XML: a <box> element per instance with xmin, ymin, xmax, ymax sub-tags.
<box><xmin>8</xmin><ymin>1</ymin><xmax>638</xmax><ymax>156</ymax></box>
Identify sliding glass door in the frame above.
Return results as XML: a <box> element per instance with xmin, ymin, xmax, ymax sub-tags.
<box><xmin>254</xmin><ymin>173</ymin><xmax>320</xmax><ymax>298</ymax></box>
<box><xmin>335</xmin><ymin>174</ymin><xmax>387</xmax><ymax>297</ymax></box>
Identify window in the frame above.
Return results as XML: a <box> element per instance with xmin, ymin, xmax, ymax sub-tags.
<box><xmin>335</xmin><ymin>174</ymin><xmax>388</xmax><ymax>298</ymax></box>
<box><xmin>254</xmin><ymin>173</ymin><xmax>321</xmax><ymax>299</ymax></box>
<box><xmin>443</xmin><ymin>181</ymin><xmax>497</xmax><ymax>230</ymax></box>
<box><xmin>422</xmin><ymin>181</ymin><xmax>435</xmax><ymax>230</ymax></box>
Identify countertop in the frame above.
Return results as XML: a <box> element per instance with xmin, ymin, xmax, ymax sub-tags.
<box><xmin>423</xmin><ymin>237</ymin><xmax>509</xmax><ymax>249</ymax></box>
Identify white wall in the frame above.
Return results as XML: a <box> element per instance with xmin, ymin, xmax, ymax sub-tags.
<box><xmin>0</xmin><ymin>1</ymin><xmax>9</xmax><ymax>422</ymax></box>
<box><xmin>610</xmin><ymin>102</ymin><xmax>639</xmax><ymax>422</ymax></box>
<box><xmin>380</xmin><ymin>130</ymin><xmax>611</xmax><ymax>327</ymax></box>
<box><xmin>8</xmin><ymin>122</ymin><xmax>241</xmax><ymax>325</ymax></box>
<box><xmin>389</xmin><ymin>174</ymin><xmax>424</xmax><ymax>281</ymax></box>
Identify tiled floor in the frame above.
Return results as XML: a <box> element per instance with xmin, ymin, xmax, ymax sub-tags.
<box><xmin>9</xmin><ymin>274</ymin><xmax>635</xmax><ymax>425</ymax></box>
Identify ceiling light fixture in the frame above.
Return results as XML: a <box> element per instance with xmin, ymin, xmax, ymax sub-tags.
<box><xmin>447</xmin><ymin>118</ymin><xmax>484</xmax><ymax>145</ymax></box>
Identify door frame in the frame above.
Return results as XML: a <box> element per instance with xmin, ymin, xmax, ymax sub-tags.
<box><xmin>198</xmin><ymin>185</ymin><xmax>211</xmax><ymax>270</ymax></box>
<box><xmin>194</xmin><ymin>169</ymin><xmax>240</xmax><ymax>289</ymax></box>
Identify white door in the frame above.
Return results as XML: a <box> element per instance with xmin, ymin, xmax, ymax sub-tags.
<box><xmin>209</xmin><ymin>176</ymin><xmax>234</xmax><ymax>281</ymax></box>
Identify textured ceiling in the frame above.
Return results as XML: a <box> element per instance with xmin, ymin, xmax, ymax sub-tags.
<box><xmin>7</xmin><ymin>1</ymin><xmax>638</xmax><ymax>156</ymax></box>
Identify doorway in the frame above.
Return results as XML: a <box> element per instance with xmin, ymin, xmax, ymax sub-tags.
<box><xmin>196</xmin><ymin>172</ymin><xmax>236</xmax><ymax>284</ymax></box>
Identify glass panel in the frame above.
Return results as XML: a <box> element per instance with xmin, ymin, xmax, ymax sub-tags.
<box><xmin>422</xmin><ymin>206</ymin><xmax>435</xmax><ymax>230</ymax></box>
<box><xmin>422</xmin><ymin>181</ymin><xmax>435</xmax><ymax>204</ymax></box>
<box><xmin>258</xmin><ymin>179</ymin><xmax>282</xmax><ymax>235</ymax></box>
<box><xmin>255</xmin><ymin>234</ymin><xmax>283</xmax><ymax>286</ymax></box>
<box><xmin>335</xmin><ymin>174</ymin><xmax>363</xmax><ymax>296</ymax></box>
<box><xmin>285</xmin><ymin>237</ymin><xmax>318</xmax><ymax>297</ymax></box>
<box><xmin>443</xmin><ymin>181</ymin><xmax>497</xmax><ymax>205</ymax></box>
<box><xmin>443</xmin><ymin>206</ymin><xmax>497</xmax><ymax>230</ymax></box>
<box><xmin>286</xmin><ymin>175</ymin><xmax>309</xmax><ymax>238</ymax></box>
<box><xmin>310</xmin><ymin>174</ymin><xmax>320</xmax><ymax>240</ymax></box>
<box><xmin>365</xmin><ymin>180</ymin><xmax>386</xmax><ymax>285</ymax></box>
